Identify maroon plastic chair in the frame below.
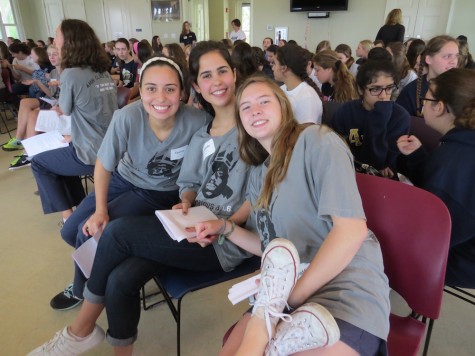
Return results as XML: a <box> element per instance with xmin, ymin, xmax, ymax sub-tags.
<box><xmin>356</xmin><ymin>173</ymin><xmax>451</xmax><ymax>356</ymax></box>
<box><xmin>116</xmin><ymin>86</ymin><xmax>130</xmax><ymax>109</ymax></box>
<box><xmin>222</xmin><ymin>174</ymin><xmax>452</xmax><ymax>355</ymax></box>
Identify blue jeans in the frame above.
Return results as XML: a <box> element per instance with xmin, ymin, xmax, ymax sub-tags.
<box><xmin>31</xmin><ymin>144</ymin><xmax>94</xmax><ymax>214</ymax></box>
<box><xmin>83</xmin><ymin>216</ymin><xmax>222</xmax><ymax>346</ymax></box>
<box><xmin>61</xmin><ymin>172</ymin><xmax>179</xmax><ymax>298</ymax></box>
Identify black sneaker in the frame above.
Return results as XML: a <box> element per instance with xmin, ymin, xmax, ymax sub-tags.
<box><xmin>9</xmin><ymin>154</ymin><xmax>31</xmax><ymax>171</ymax></box>
<box><xmin>50</xmin><ymin>284</ymin><xmax>83</xmax><ymax>310</ymax></box>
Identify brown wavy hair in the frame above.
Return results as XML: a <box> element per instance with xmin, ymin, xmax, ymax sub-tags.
<box><xmin>430</xmin><ymin>68</ymin><xmax>475</xmax><ymax>129</ymax></box>
<box><xmin>312</xmin><ymin>50</ymin><xmax>359</xmax><ymax>102</ymax></box>
<box><xmin>235</xmin><ymin>75</ymin><xmax>305</xmax><ymax>210</ymax></box>
<box><xmin>59</xmin><ymin>19</ymin><xmax>111</xmax><ymax>73</ymax></box>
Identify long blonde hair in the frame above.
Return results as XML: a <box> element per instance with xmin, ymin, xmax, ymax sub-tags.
<box><xmin>235</xmin><ymin>75</ymin><xmax>305</xmax><ymax>210</ymax></box>
<box><xmin>386</xmin><ymin>9</ymin><xmax>402</xmax><ymax>25</ymax></box>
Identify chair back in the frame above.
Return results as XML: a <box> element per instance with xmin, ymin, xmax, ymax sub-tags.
<box><xmin>409</xmin><ymin>116</ymin><xmax>442</xmax><ymax>154</ymax></box>
<box><xmin>116</xmin><ymin>86</ymin><xmax>130</xmax><ymax>109</ymax></box>
<box><xmin>356</xmin><ymin>173</ymin><xmax>451</xmax><ymax>320</ymax></box>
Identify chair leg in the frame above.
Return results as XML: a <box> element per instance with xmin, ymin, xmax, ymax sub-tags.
<box><xmin>444</xmin><ymin>286</ymin><xmax>475</xmax><ymax>305</ymax></box>
<box><xmin>422</xmin><ymin>318</ymin><xmax>435</xmax><ymax>356</ymax></box>
<box><xmin>176</xmin><ymin>298</ymin><xmax>182</xmax><ymax>356</ymax></box>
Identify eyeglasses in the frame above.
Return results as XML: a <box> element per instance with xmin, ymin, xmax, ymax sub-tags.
<box><xmin>366</xmin><ymin>84</ymin><xmax>397</xmax><ymax>96</ymax></box>
<box><xmin>419</xmin><ymin>96</ymin><xmax>451</xmax><ymax>113</ymax></box>
<box><xmin>419</xmin><ymin>97</ymin><xmax>439</xmax><ymax>104</ymax></box>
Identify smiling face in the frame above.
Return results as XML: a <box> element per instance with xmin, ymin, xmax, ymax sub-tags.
<box><xmin>425</xmin><ymin>41</ymin><xmax>459</xmax><ymax>79</ymax></box>
<box><xmin>193</xmin><ymin>51</ymin><xmax>236</xmax><ymax>110</ymax></box>
<box><xmin>238</xmin><ymin>82</ymin><xmax>282</xmax><ymax>152</ymax></box>
<box><xmin>139</xmin><ymin>64</ymin><xmax>182</xmax><ymax>125</ymax></box>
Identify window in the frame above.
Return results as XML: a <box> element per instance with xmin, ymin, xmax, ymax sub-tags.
<box><xmin>0</xmin><ymin>0</ymin><xmax>19</xmax><ymax>41</ymax></box>
<box><xmin>241</xmin><ymin>2</ymin><xmax>250</xmax><ymax>43</ymax></box>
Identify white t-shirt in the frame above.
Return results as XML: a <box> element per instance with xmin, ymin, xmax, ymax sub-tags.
<box><xmin>281</xmin><ymin>81</ymin><xmax>323</xmax><ymax>124</ymax></box>
<box><xmin>229</xmin><ymin>29</ymin><xmax>246</xmax><ymax>43</ymax></box>
<box><xmin>12</xmin><ymin>56</ymin><xmax>40</xmax><ymax>81</ymax></box>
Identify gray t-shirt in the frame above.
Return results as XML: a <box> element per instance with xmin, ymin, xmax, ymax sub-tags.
<box><xmin>59</xmin><ymin>67</ymin><xmax>118</xmax><ymax>165</ymax></box>
<box><xmin>177</xmin><ymin>126</ymin><xmax>253</xmax><ymax>271</ymax></box>
<box><xmin>247</xmin><ymin>125</ymin><xmax>390</xmax><ymax>340</ymax></box>
<box><xmin>97</xmin><ymin>101</ymin><xmax>210</xmax><ymax>191</ymax></box>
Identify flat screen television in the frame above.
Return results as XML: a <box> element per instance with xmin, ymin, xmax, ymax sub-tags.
<box><xmin>290</xmin><ymin>0</ymin><xmax>349</xmax><ymax>12</ymax></box>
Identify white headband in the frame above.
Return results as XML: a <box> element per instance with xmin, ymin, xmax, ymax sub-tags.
<box><xmin>140</xmin><ymin>56</ymin><xmax>184</xmax><ymax>86</ymax></box>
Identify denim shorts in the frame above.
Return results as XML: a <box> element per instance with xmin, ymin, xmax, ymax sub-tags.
<box><xmin>336</xmin><ymin>318</ymin><xmax>388</xmax><ymax>356</ymax></box>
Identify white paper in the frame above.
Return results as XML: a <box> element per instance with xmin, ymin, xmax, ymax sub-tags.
<box><xmin>228</xmin><ymin>274</ymin><xmax>260</xmax><ymax>305</ymax></box>
<box><xmin>21</xmin><ymin>131</ymin><xmax>69</xmax><ymax>157</ymax></box>
<box><xmin>72</xmin><ymin>232</ymin><xmax>101</xmax><ymax>279</ymax></box>
<box><xmin>155</xmin><ymin>206</ymin><xmax>218</xmax><ymax>242</ymax></box>
<box><xmin>35</xmin><ymin>110</ymin><xmax>72</xmax><ymax>135</ymax></box>
<box><xmin>39</xmin><ymin>96</ymin><xmax>58</xmax><ymax>107</ymax></box>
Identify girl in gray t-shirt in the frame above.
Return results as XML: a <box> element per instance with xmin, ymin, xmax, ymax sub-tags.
<box><xmin>201</xmin><ymin>76</ymin><xmax>390</xmax><ymax>355</ymax></box>
<box><xmin>56</xmin><ymin>56</ymin><xmax>210</xmax><ymax>305</ymax></box>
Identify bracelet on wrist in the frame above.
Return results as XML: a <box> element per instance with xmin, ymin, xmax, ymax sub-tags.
<box><xmin>218</xmin><ymin>220</ymin><xmax>236</xmax><ymax>245</ymax></box>
<box><xmin>217</xmin><ymin>218</ymin><xmax>226</xmax><ymax>235</ymax></box>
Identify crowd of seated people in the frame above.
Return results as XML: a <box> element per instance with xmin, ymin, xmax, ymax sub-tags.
<box><xmin>2</xmin><ymin>17</ymin><xmax>474</xmax><ymax>356</ymax></box>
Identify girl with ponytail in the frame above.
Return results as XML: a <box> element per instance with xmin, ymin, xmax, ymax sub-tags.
<box><xmin>312</xmin><ymin>49</ymin><xmax>359</xmax><ymax>103</ymax></box>
<box><xmin>272</xmin><ymin>43</ymin><xmax>323</xmax><ymax>124</ymax></box>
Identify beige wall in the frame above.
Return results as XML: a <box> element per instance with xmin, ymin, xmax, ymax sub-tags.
<box><xmin>17</xmin><ymin>0</ymin><xmax>49</xmax><ymax>41</ymax></box>
<box><xmin>447</xmin><ymin>0</ymin><xmax>475</xmax><ymax>51</ymax></box>
<box><xmin>17</xmin><ymin>0</ymin><xmax>475</xmax><ymax>53</ymax></box>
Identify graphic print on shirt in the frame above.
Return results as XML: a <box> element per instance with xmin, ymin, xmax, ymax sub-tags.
<box><xmin>348</xmin><ymin>129</ymin><xmax>363</xmax><ymax>147</ymax></box>
<box><xmin>202</xmin><ymin>148</ymin><xmax>238</xmax><ymax>199</ymax></box>
<box><xmin>348</xmin><ymin>128</ymin><xmax>363</xmax><ymax>146</ymax></box>
<box><xmin>257</xmin><ymin>199</ymin><xmax>277</xmax><ymax>249</ymax></box>
<box><xmin>146</xmin><ymin>151</ymin><xmax>179</xmax><ymax>177</ymax></box>
<box><xmin>122</xmin><ymin>68</ymin><xmax>134</xmax><ymax>87</ymax></box>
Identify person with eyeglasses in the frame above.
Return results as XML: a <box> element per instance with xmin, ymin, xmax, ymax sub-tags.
<box><xmin>397</xmin><ymin>68</ymin><xmax>475</xmax><ymax>289</ymax></box>
<box><xmin>331</xmin><ymin>59</ymin><xmax>410</xmax><ymax>178</ymax></box>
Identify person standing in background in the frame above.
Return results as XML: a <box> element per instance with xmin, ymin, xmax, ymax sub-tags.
<box><xmin>376</xmin><ymin>8</ymin><xmax>405</xmax><ymax>46</ymax></box>
<box><xmin>229</xmin><ymin>18</ymin><xmax>246</xmax><ymax>43</ymax></box>
<box><xmin>179</xmin><ymin>21</ymin><xmax>197</xmax><ymax>47</ymax></box>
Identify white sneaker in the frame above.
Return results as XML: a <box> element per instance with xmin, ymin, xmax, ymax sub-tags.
<box><xmin>267</xmin><ymin>303</ymin><xmax>340</xmax><ymax>356</ymax></box>
<box><xmin>27</xmin><ymin>325</ymin><xmax>105</xmax><ymax>355</ymax></box>
<box><xmin>252</xmin><ymin>238</ymin><xmax>300</xmax><ymax>340</ymax></box>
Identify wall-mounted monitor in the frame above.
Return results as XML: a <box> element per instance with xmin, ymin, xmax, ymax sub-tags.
<box><xmin>290</xmin><ymin>0</ymin><xmax>349</xmax><ymax>12</ymax></box>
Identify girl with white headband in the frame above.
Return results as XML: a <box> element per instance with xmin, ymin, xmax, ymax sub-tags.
<box><xmin>52</xmin><ymin>55</ymin><xmax>210</xmax><ymax>313</ymax></box>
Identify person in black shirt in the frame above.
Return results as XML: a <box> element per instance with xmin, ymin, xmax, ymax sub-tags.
<box><xmin>179</xmin><ymin>21</ymin><xmax>197</xmax><ymax>47</ymax></box>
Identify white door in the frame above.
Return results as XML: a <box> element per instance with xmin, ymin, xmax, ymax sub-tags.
<box><xmin>84</xmin><ymin>0</ymin><xmax>107</xmax><ymax>42</ymax></box>
<box><xmin>62</xmin><ymin>0</ymin><xmax>87</xmax><ymax>21</ymax></box>
<box><xmin>413</xmin><ymin>0</ymin><xmax>452</xmax><ymax>40</ymax></box>
<box><xmin>103</xmin><ymin>0</ymin><xmax>129</xmax><ymax>39</ymax></box>
<box><xmin>43</xmin><ymin>0</ymin><xmax>64</xmax><ymax>36</ymax></box>
<box><xmin>126</xmin><ymin>0</ymin><xmax>152</xmax><ymax>40</ymax></box>
<box><xmin>385</xmin><ymin>0</ymin><xmax>453</xmax><ymax>41</ymax></box>
<box><xmin>189</xmin><ymin>0</ymin><xmax>208</xmax><ymax>42</ymax></box>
